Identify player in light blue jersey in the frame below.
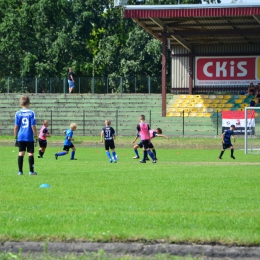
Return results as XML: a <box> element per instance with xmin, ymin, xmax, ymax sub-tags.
<box><xmin>14</xmin><ymin>95</ymin><xmax>37</xmax><ymax>175</ymax></box>
<box><xmin>55</xmin><ymin>123</ymin><xmax>77</xmax><ymax>160</ymax></box>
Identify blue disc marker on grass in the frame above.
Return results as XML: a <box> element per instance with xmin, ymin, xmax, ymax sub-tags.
<box><xmin>40</xmin><ymin>184</ymin><xmax>50</xmax><ymax>188</ymax></box>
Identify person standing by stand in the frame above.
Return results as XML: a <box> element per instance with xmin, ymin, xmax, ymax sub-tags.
<box><xmin>68</xmin><ymin>67</ymin><xmax>75</xmax><ymax>94</ymax></box>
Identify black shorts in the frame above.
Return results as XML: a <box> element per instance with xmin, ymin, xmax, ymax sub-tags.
<box><xmin>149</xmin><ymin>142</ymin><xmax>154</xmax><ymax>149</ymax></box>
<box><xmin>63</xmin><ymin>144</ymin><xmax>74</xmax><ymax>151</ymax></box>
<box><xmin>18</xmin><ymin>141</ymin><xmax>34</xmax><ymax>153</ymax></box>
<box><xmin>141</xmin><ymin>140</ymin><xmax>150</xmax><ymax>149</ymax></box>
<box><xmin>39</xmin><ymin>138</ymin><xmax>47</xmax><ymax>148</ymax></box>
<box><xmin>105</xmin><ymin>140</ymin><xmax>115</xmax><ymax>150</ymax></box>
<box><xmin>137</xmin><ymin>141</ymin><xmax>143</xmax><ymax>148</ymax></box>
<box><xmin>223</xmin><ymin>143</ymin><xmax>233</xmax><ymax>149</ymax></box>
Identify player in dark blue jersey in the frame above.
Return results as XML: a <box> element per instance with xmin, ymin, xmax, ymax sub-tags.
<box><xmin>101</xmin><ymin>119</ymin><xmax>118</xmax><ymax>163</ymax></box>
<box><xmin>219</xmin><ymin>124</ymin><xmax>236</xmax><ymax>160</ymax></box>
<box><xmin>55</xmin><ymin>123</ymin><xmax>77</xmax><ymax>160</ymax></box>
<box><xmin>14</xmin><ymin>95</ymin><xmax>37</xmax><ymax>175</ymax></box>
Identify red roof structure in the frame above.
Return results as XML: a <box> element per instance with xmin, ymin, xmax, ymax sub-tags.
<box><xmin>124</xmin><ymin>4</ymin><xmax>260</xmax><ymax>116</ymax></box>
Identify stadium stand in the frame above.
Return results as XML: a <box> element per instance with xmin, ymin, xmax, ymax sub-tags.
<box><xmin>2</xmin><ymin>93</ymin><xmax>259</xmax><ymax>137</ymax></box>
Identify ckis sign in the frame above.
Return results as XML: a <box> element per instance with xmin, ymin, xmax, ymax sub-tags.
<box><xmin>195</xmin><ymin>56</ymin><xmax>260</xmax><ymax>86</ymax></box>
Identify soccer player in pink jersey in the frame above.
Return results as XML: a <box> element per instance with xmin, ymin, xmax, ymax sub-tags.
<box><xmin>38</xmin><ymin>120</ymin><xmax>51</xmax><ymax>158</ymax></box>
<box><xmin>136</xmin><ymin>115</ymin><xmax>156</xmax><ymax>163</ymax></box>
<box><xmin>132</xmin><ymin>128</ymin><xmax>168</xmax><ymax>160</ymax></box>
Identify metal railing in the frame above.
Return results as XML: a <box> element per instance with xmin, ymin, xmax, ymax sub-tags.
<box><xmin>0</xmin><ymin>76</ymin><xmax>172</xmax><ymax>94</ymax></box>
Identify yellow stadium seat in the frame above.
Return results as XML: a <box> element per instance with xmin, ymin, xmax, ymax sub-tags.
<box><xmin>223</xmin><ymin>95</ymin><xmax>232</xmax><ymax>99</ymax></box>
<box><xmin>186</xmin><ymin>95</ymin><xmax>194</xmax><ymax>99</ymax></box>
<box><xmin>169</xmin><ymin>107</ymin><xmax>176</xmax><ymax>112</ymax></box>
<box><xmin>209</xmin><ymin>95</ymin><xmax>217</xmax><ymax>99</ymax></box>
<box><xmin>183</xmin><ymin>113</ymin><xmax>189</xmax><ymax>117</ymax></box>
<box><xmin>222</xmin><ymin>108</ymin><xmax>230</xmax><ymax>111</ymax></box>
<box><xmin>201</xmin><ymin>95</ymin><xmax>209</xmax><ymax>99</ymax></box>
<box><xmin>235</xmin><ymin>99</ymin><xmax>243</xmax><ymax>104</ymax></box>
<box><xmin>181</xmin><ymin>99</ymin><xmax>190</xmax><ymax>104</ymax></box>
<box><xmin>255</xmin><ymin>113</ymin><xmax>258</xmax><ymax>117</ymax></box>
<box><xmin>191</xmin><ymin>108</ymin><xmax>198</xmax><ymax>112</ymax></box>
<box><xmin>172</xmin><ymin>103</ymin><xmax>180</xmax><ymax>108</ymax></box>
<box><xmin>189</xmin><ymin>112</ymin><xmax>197</xmax><ymax>117</ymax></box>
<box><xmin>217</xmin><ymin>104</ymin><xmax>225</xmax><ymax>108</ymax></box>
<box><xmin>203</xmin><ymin>99</ymin><xmax>212</xmax><ymax>104</ymax></box>
<box><xmin>241</xmin><ymin>103</ymin><xmax>249</xmax><ymax>108</ymax></box>
<box><xmin>214</xmin><ymin>108</ymin><xmax>223</xmax><ymax>112</ymax></box>
<box><xmin>173</xmin><ymin>112</ymin><xmax>181</xmax><ymax>117</ymax></box>
<box><xmin>219</xmin><ymin>99</ymin><xmax>228</xmax><ymax>104</ymax></box>
<box><xmin>175</xmin><ymin>99</ymin><xmax>183</xmax><ymax>104</ymax></box>
<box><xmin>202</xmin><ymin>104</ymin><xmax>210</xmax><ymax>108</ymax></box>
<box><xmin>196</xmin><ymin>113</ymin><xmax>204</xmax><ymax>117</ymax></box>
<box><xmin>212</xmin><ymin>99</ymin><xmax>220</xmax><ymax>104</ymax></box>
<box><xmin>180</xmin><ymin>95</ymin><xmax>187</xmax><ymax>99</ymax></box>
<box><xmin>194</xmin><ymin>103</ymin><xmax>203</xmax><ymax>108</ymax></box>
<box><xmin>239</xmin><ymin>95</ymin><xmax>247</xmax><ymax>100</ymax></box>
<box><xmin>197</xmin><ymin>99</ymin><xmax>204</xmax><ymax>104</ymax></box>
<box><xmin>166</xmin><ymin>112</ymin><xmax>173</xmax><ymax>117</ymax></box>
<box><xmin>225</xmin><ymin>103</ymin><xmax>233</xmax><ymax>108</ymax></box>
<box><xmin>183</xmin><ymin>108</ymin><xmax>190</xmax><ymax>113</ymax></box>
<box><xmin>204</xmin><ymin>113</ymin><xmax>212</xmax><ymax>117</ymax></box>
<box><xmin>237</xmin><ymin>108</ymin><xmax>244</xmax><ymax>111</ymax></box>
<box><xmin>187</xmin><ymin>104</ymin><xmax>194</xmax><ymax>108</ymax></box>
<box><xmin>217</xmin><ymin>95</ymin><xmax>224</xmax><ymax>99</ymax></box>
<box><xmin>190</xmin><ymin>99</ymin><xmax>196</xmax><ymax>103</ymax></box>
<box><xmin>194</xmin><ymin>95</ymin><xmax>202</xmax><ymax>99</ymax></box>
<box><xmin>210</xmin><ymin>104</ymin><xmax>218</xmax><ymax>108</ymax></box>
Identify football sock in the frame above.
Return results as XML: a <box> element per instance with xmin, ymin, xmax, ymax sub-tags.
<box><xmin>71</xmin><ymin>151</ymin><xmax>75</xmax><ymax>159</ymax></box>
<box><xmin>219</xmin><ymin>151</ymin><xmax>224</xmax><ymax>158</ymax></box>
<box><xmin>152</xmin><ymin>149</ymin><xmax>156</xmax><ymax>158</ymax></box>
<box><xmin>28</xmin><ymin>156</ymin><xmax>34</xmax><ymax>172</ymax></box>
<box><xmin>147</xmin><ymin>150</ymin><xmax>155</xmax><ymax>160</ymax></box>
<box><xmin>57</xmin><ymin>151</ymin><xmax>66</xmax><ymax>156</ymax></box>
<box><xmin>106</xmin><ymin>151</ymin><xmax>112</xmax><ymax>160</ymax></box>
<box><xmin>134</xmin><ymin>149</ymin><xmax>139</xmax><ymax>157</ymax></box>
<box><xmin>231</xmin><ymin>149</ymin><xmax>234</xmax><ymax>156</ymax></box>
<box><xmin>112</xmin><ymin>151</ymin><xmax>116</xmax><ymax>160</ymax></box>
<box><xmin>18</xmin><ymin>156</ymin><xmax>23</xmax><ymax>172</ymax></box>
<box><xmin>142</xmin><ymin>150</ymin><xmax>148</xmax><ymax>161</ymax></box>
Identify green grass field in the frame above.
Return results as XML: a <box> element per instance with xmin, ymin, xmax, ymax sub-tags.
<box><xmin>1</xmin><ymin>136</ymin><xmax>260</xmax><ymax>249</ymax></box>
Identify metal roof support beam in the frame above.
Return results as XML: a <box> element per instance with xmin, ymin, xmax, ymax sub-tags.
<box><xmin>150</xmin><ymin>18</ymin><xmax>193</xmax><ymax>53</ymax></box>
<box><xmin>162</xmin><ymin>32</ymin><xmax>167</xmax><ymax>117</ymax></box>
<box><xmin>165</xmin><ymin>29</ymin><xmax>260</xmax><ymax>36</ymax></box>
<box><xmin>253</xmin><ymin>15</ymin><xmax>260</xmax><ymax>24</ymax></box>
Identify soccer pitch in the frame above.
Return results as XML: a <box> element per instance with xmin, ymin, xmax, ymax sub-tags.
<box><xmin>1</xmin><ymin>138</ymin><xmax>260</xmax><ymax>247</ymax></box>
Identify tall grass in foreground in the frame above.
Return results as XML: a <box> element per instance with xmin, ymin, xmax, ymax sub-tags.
<box><xmin>0</xmin><ymin>146</ymin><xmax>260</xmax><ymax>245</ymax></box>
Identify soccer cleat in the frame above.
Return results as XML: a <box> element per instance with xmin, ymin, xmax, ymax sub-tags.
<box><xmin>218</xmin><ymin>157</ymin><xmax>222</xmax><ymax>160</ymax></box>
<box><xmin>55</xmin><ymin>153</ymin><xmax>58</xmax><ymax>160</ymax></box>
<box><xmin>38</xmin><ymin>155</ymin><xmax>43</xmax><ymax>158</ymax></box>
<box><xmin>145</xmin><ymin>157</ymin><xmax>150</xmax><ymax>161</ymax></box>
<box><xmin>17</xmin><ymin>172</ymin><xmax>23</xmax><ymax>175</ymax></box>
<box><xmin>152</xmin><ymin>160</ymin><xmax>156</xmax><ymax>163</ymax></box>
<box><xmin>139</xmin><ymin>160</ymin><xmax>146</xmax><ymax>163</ymax></box>
<box><xmin>109</xmin><ymin>159</ymin><xmax>112</xmax><ymax>163</ymax></box>
<box><xmin>133</xmin><ymin>156</ymin><xmax>140</xmax><ymax>159</ymax></box>
<box><xmin>29</xmin><ymin>172</ymin><xmax>37</xmax><ymax>176</ymax></box>
<box><xmin>231</xmin><ymin>155</ymin><xmax>235</xmax><ymax>159</ymax></box>
<box><xmin>155</xmin><ymin>158</ymin><xmax>158</xmax><ymax>161</ymax></box>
